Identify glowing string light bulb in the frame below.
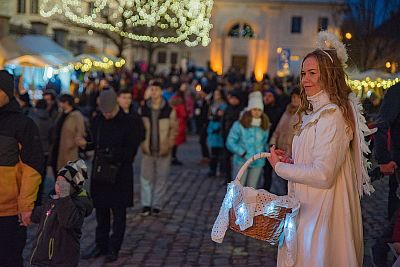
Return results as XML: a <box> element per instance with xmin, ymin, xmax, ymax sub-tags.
<box><xmin>39</xmin><ymin>0</ymin><xmax>213</xmax><ymax>47</ymax></box>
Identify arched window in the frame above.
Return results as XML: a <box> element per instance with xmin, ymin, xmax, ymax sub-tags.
<box><xmin>228</xmin><ymin>23</ymin><xmax>255</xmax><ymax>38</ymax></box>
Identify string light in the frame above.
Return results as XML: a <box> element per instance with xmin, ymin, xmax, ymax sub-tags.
<box><xmin>72</xmin><ymin>56</ymin><xmax>125</xmax><ymax>72</ymax></box>
<box><xmin>39</xmin><ymin>0</ymin><xmax>213</xmax><ymax>47</ymax></box>
<box><xmin>348</xmin><ymin>77</ymin><xmax>400</xmax><ymax>95</ymax></box>
<box><xmin>235</xmin><ymin>203</ymin><xmax>248</xmax><ymax>228</ymax></box>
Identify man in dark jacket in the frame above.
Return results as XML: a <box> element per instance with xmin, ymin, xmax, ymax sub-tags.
<box><xmin>0</xmin><ymin>70</ymin><xmax>44</xmax><ymax>267</ymax></box>
<box><xmin>222</xmin><ymin>89</ymin><xmax>243</xmax><ymax>183</ymax></box>
<box><xmin>263</xmin><ymin>88</ymin><xmax>283</xmax><ymax>190</ymax></box>
<box><xmin>83</xmin><ymin>89</ymin><xmax>144</xmax><ymax>263</ymax></box>
<box><xmin>372</xmin><ymin>83</ymin><xmax>400</xmax><ymax>267</ymax></box>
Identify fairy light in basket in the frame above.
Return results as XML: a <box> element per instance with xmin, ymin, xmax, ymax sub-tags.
<box><xmin>235</xmin><ymin>203</ymin><xmax>248</xmax><ymax>226</ymax></box>
<box><xmin>223</xmin><ymin>183</ymin><xmax>236</xmax><ymax>209</ymax></box>
<box><xmin>263</xmin><ymin>202</ymin><xmax>276</xmax><ymax>216</ymax></box>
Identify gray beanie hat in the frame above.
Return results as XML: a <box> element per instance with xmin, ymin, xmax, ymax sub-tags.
<box><xmin>98</xmin><ymin>89</ymin><xmax>117</xmax><ymax>113</ymax></box>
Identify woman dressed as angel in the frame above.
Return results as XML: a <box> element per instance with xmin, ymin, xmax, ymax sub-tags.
<box><xmin>267</xmin><ymin>32</ymin><xmax>375</xmax><ymax>267</ymax></box>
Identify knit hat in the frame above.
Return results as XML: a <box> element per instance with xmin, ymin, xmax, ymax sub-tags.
<box><xmin>57</xmin><ymin>159</ymin><xmax>88</xmax><ymax>190</ymax></box>
<box><xmin>247</xmin><ymin>91</ymin><xmax>264</xmax><ymax>110</ymax></box>
<box><xmin>0</xmin><ymin>70</ymin><xmax>14</xmax><ymax>99</ymax></box>
<box><xmin>98</xmin><ymin>89</ymin><xmax>117</xmax><ymax>113</ymax></box>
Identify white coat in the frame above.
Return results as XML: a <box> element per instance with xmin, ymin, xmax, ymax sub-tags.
<box><xmin>275</xmin><ymin>90</ymin><xmax>363</xmax><ymax>267</ymax></box>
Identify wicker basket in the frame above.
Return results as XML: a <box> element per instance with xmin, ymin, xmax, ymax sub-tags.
<box><xmin>227</xmin><ymin>152</ymin><xmax>299</xmax><ymax>245</ymax></box>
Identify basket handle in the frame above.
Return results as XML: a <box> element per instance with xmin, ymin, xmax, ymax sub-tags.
<box><xmin>234</xmin><ymin>152</ymin><xmax>271</xmax><ymax>183</ymax></box>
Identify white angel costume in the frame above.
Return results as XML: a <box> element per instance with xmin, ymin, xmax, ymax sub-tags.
<box><xmin>275</xmin><ymin>90</ymin><xmax>374</xmax><ymax>267</ymax></box>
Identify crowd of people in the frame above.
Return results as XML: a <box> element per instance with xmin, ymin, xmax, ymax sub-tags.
<box><xmin>0</xmin><ymin>42</ymin><xmax>398</xmax><ymax>266</ymax></box>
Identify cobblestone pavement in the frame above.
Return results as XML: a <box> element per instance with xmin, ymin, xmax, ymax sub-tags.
<box><xmin>24</xmin><ymin>136</ymin><xmax>391</xmax><ymax>266</ymax></box>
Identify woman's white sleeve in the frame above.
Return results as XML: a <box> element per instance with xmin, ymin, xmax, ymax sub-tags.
<box><xmin>275</xmin><ymin>110</ymin><xmax>348</xmax><ymax>189</ymax></box>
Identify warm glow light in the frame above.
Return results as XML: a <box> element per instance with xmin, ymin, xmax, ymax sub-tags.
<box><xmin>386</xmin><ymin>62</ymin><xmax>391</xmax><ymax>68</ymax></box>
<box><xmin>276</xmin><ymin>47</ymin><xmax>282</xmax><ymax>54</ymax></box>
<box><xmin>209</xmin><ymin>37</ymin><xmax>223</xmax><ymax>75</ymax></box>
<box><xmin>290</xmin><ymin>55</ymin><xmax>300</xmax><ymax>61</ymax></box>
<box><xmin>253</xmin><ymin>40</ymin><xmax>268</xmax><ymax>82</ymax></box>
<box><xmin>345</xmin><ymin>32</ymin><xmax>352</xmax><ymax>40</ymax></box>
<box><xmin>195</xmin><ymin>84</ymin><xmax>202</xmax><ymax>92</ymax></box>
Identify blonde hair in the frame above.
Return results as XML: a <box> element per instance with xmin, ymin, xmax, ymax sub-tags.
<box><xmin>295</xmin><ymin>49</ymin><xmax>354</xmax><ymax>131</ymax></box>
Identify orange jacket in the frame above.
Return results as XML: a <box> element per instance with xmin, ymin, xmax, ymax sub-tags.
<box><xmin>0</xmin><ymin>99</ymin><xmax>43</xmax><ymax>216</ymax></box>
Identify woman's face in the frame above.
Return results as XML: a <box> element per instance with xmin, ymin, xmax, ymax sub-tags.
<box><xmin>301</xmin><ymin>56</ymin><xmax>322</xmax><ymax>97</ymax></box>
<box><xmin>291</xmin><ymin>94</ymin><xmax>301</xmax><ymax>107</ymax></box>
<box><xmin>250</xmin><ymin>108</ymin><xmax>263</xmax><ymax>119</ymax></box>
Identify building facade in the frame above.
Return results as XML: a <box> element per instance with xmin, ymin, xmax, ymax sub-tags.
<box><xmin>1</xmin><ymin>0</ymin><xmax>345</xmax><ymax>78</ymax></box>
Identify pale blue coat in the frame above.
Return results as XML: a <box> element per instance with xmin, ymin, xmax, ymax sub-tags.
<box><xmin>226</xmin><ymin>121</ymin><xmax>269</xmax><ymax>168</ymax></box>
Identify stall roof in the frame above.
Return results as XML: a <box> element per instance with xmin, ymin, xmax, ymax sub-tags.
<box><xmin>16</xmin><ymin>35</ymin><xmax>74</xmax><ymax>66</ymax></box>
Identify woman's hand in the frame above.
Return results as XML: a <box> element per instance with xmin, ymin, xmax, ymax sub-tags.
<box><xmin>267</xmin><ymin>146</ymin><xmax>281</xmax><ymax>169</ymax></box>
<box><xmin>274</xmin><ymin>148</ymin><xmax>293</xmax><ymax>164</ymax></box>
<box><xmin>267</xmin><ymin>146</ymin><xmax>293</xmax><ymax>169</ymax></box>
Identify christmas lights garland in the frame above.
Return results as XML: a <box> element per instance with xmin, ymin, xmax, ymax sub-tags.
<box><xmin>40</xmin><ymin>0</ymin><xmax>213</xmax><ymax>47</ymax></box>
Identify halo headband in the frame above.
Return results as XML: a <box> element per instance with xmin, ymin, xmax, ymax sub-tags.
<box><xmin>320</xmin><ymin>49</ymin><xmax>334</xmax><ymax>63</ymax></box>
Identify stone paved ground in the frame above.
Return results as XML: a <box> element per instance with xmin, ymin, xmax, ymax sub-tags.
<box><xmin>24</xmin><ymin>136</ymin><xmax>392</xmax><ymax>266</ymax></box>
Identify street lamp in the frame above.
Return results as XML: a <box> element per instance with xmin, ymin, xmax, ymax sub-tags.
<box><xmin>386</xmin><ymin>61</ymin><xmax>391</xmax><ymax>69</ymax></box>
<box><xmin>345</xmin><ymin>32</ymin><xmax>352</xmax><ymax>40</ymax></box>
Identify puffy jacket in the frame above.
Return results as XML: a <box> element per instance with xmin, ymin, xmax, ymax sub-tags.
<box><xmin>0</xmin><ymin>98</ymin><xmax>43</xmax><ymax>216</ymax></box>
<box><xmin>226</xmin><ymin>121</ymin><xmax>269</xmax><ymax>168</ymax></box>
<box><xmin>140</xmin><ymin>99</ymin><xmax>178</xmax><ymax>156</ymax></box>
<box><xmin>30</xmin><ymin>190</ymin><xmax>93</xmax><ymax>267</ymax></box>
<box><xmin>207</xmin><ymin>102</ymin><xmax>227</xmax><ymax>148</ymax></box>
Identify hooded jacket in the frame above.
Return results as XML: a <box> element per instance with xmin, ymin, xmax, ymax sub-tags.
<box><xmin>0</xmin><ymin>98</ymin><xmax>43</xmax><ymax>216</ymax></box>
<box><xmin>30</xmin><ymin>190</ymin><xmax>93</xmax><ymax>267</ymax></box>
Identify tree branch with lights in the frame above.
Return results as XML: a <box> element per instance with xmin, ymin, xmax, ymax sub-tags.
<box><xmin>40</xmin><ymin>0</ymin><xmax>213</xmax><ymax>58</ymax></box>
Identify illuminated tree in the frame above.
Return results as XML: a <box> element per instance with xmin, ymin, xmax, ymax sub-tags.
<box><xmin>40</xmin><ymin>0</ymin><xmax>213</xmax><ymax>58</ymax></box>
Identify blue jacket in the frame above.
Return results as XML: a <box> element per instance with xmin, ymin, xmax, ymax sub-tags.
<box><xmin>226</xmin><ymin>121</ymin><xmax>269</xmax><ymax>168</ymax></box>
<box><xmin>207</xmin><ymin>103</ymin><xmax>227</xmax><ymax>148</ymax></box>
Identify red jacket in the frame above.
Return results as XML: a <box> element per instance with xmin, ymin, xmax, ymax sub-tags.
<box><xmin>170</xmin><ymin>95</ymin><xmax>188</xmax><ymax>145</ymax></box>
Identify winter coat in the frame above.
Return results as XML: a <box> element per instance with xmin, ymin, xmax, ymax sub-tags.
<box><xmin>226</xmin><ymin>121</ymin><xmax>269</xmax><ymax>168</ymax></box>
<box><xmin>0</xmin><ymin>98</ymin><xmax>43</xmax><ymax>216</ymax></box>
<box><xmin>140</xmin><ymin>99</ymin><xmax>178</xmax><ymax>156</ymax></box>
<box><xmin>269</xmin><ymin>104</ymin><xmax>298</xmax><ymax>156</ymax></box>
<box><xmin>90</xmin><ymin>109</ymin><xmax>143</xmax><ymax>208</ymax></box>
<box><xmin>275</xmin><ymin>91</ymin><xmax>363</xmax><ymax>267</ymax></box>
<box><xmin>264</xmin><ymin>103</ymin><xmax>284</xmax><ymax>142</ymax></box>
<box><xmin>169</xmin><ymin>95</ymin><xmax>188</xmax><ymax>146</ymax></box>
<box><xmin>29</xmin><ymin>108</ymin><xmax>53</xmax><ymax>155</ymax></box>
<box><xmin>194</xmin><ymin>98</ymin><xmax>209</xmax><ymax>131</ymax></box>
<box><xmin>222</xmin><ymin>104</ymin><xmax>242</xmax><ymax>141</ymax></box>
<box><xmin>55</xmin><ymin>110</ymin><xmax>86</xmax><ymax>170</ymax></box>
<box><xmin>207</xmin><ymin>102</ymin><xmax>227</xmax><ymax>148</ymax></box>
<box><xmin>375</xmin><ymin>83</ymin><xmax>400</xmax><ymax>165</ymax></box>
<box><xmin>30</xmin><ymin>190</ymin><xmax>93</xmax><ymax>267</ymax></box>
